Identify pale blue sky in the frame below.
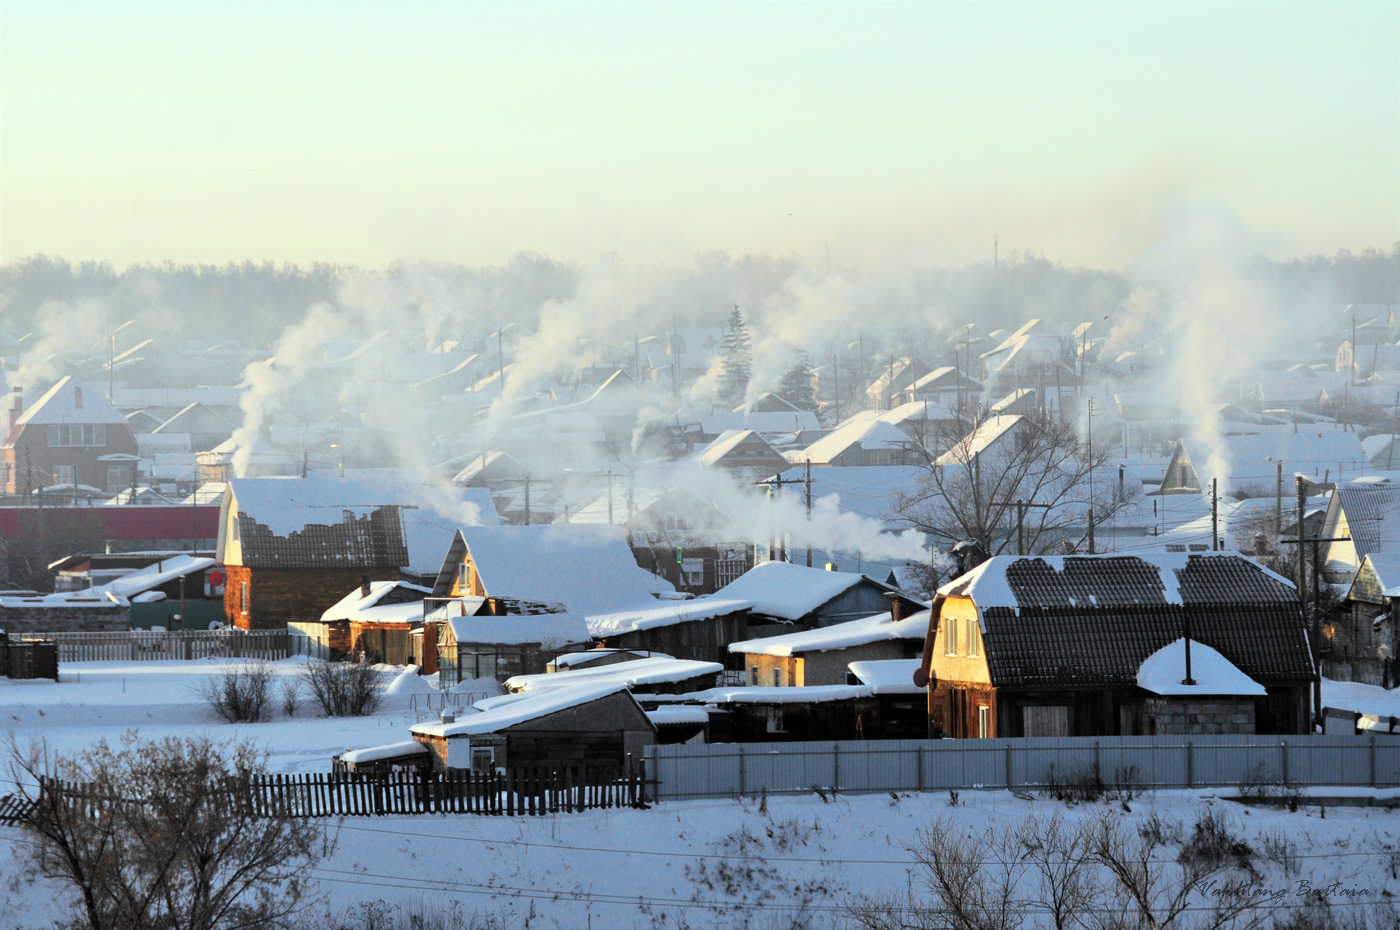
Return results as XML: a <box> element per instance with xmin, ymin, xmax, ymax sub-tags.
<box><xmin>2</xmin><ymin>1</ymin><xmax>1396</xmax><ymax>267</ymax></box>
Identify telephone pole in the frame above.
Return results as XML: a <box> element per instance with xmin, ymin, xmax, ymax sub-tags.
<box><xmin>1211</xmin><ymin>478</ymin><xmax>1219</xmax><ymax>551</ymax></box>
<box><xmin>804</xmin><ymin>460</ymin><xmax>813</xmax><ymax>568</ymax></box>
<box><xmin>1282</xmin><ymin>475</ymin><xmax>1350</xmax><ymax>730</ymax></box>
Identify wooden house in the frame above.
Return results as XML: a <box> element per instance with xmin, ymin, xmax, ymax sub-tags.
<box><xmin>916</xmin><ymin>553</ymin><xmax>1314</xmax><ymax>739</ymax></box>
<box><xmin>693</xmin><ymin>429</ymin><xmax>791</xmax><ymax>477</ymax></box>
<box><xmin>846</xmin><ymin>658</ymin><xmax>929</xmax><ymax>738</ymax></box>
<box><xmin>896</xmin><ymin>366</ymin><xmax>983</xmax><ymax>411</ymax></box>
<box><xmin>434</xmin><ymin>611</ymin><xmax>591</xmax><ymax>686</ymax></box>
<box><xmin>2</xmin><ymin>378</ymin><xmax>139</xmax><ymax>495</ymax></box>
<box><xmin>1320</xmin><ymin>482</ymin><xmax>1400</xmax><ymax>584</ymax></box>
<box><xmin>686</xmin><ymin>685</ymin><xmax>880</xmax><ymax>742</ymax></box>
<box><xmin>505</xmin><ymin>655</ymin><xmax>723</xmax><ymax>696</ymax></box>
<box><xmin>865</xmin><ymin>357</ymin><xmax>934</xmax><ymax>412</ymax></box>
<box><xmin>792</xmin><ymin>419</ymin><xmax>926</xmax><ymax>467</ymax></box>
<box><xmin>711</xmin><ymin>560</ymin><xmax>921</xmax><ymax>629</ymax></box>
<box><xmin>1336</xmin><ymin>553</ymin><xmax>1400</xmax><ymax>685</ymax></box>
<box><xmin>587</xmin><ymin>596</ymin><xmax>754</xmax><ymax>669</ymax></box>
<box><xmin>409</xmin><ymin>682</ymin><xmax>656</xmax><ymax>773</ymax></box>
<box><xmin>729</xmin><ymin>607</ymin><xmax>929</xmax><ymax>687</ymax></box>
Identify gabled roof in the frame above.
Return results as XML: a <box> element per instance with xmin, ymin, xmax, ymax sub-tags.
<box><xmin>713</xmin><ymin>561</ymin><xmax>915</xmax><ymax>622</ymax></box>
<box><xmin>693</xmin><ymin>429</ymin><xmax>789</xmax><ymax>469</ymax></box>
<box><xmin>586</xmin><ymin>596</ymin><xmax>754</xmax><ymax>637</ymax></box>
<box><xmin>410</xmin><ymin>682</ymin><xmax>645</xmax><ymax>738</ymax></box>
<box><xmin>738</xmin><ymin>393</ymin><xmax>802</xmax><ymax>414</ymax></box>
<box><xmin>151</xmin><ymin>403</ymin><xmax>237</xmax><ymax>435</ymax></box>
<box><xmin>432</xmin><ymin>524</ymin><xmax>674</xmax><ymax>615</ymax></box>
<box><xmin>793</xmin><ymin>419</ymin><xmax>916</xmax><ymax>464</ymax></box>
<box><xmin>1330</xmin><ymin>484</ymin><xmax>1400</xmax><ymax>561</ymax></box>
<box><xmin>13</xmin><ymin>377</ymin><xmax>129</xmax><ymax>427</ymax></box>
<box><xmin>504</xmin><ymin>656</ymin><xmax>723</xmax><ymax>693</ymax></box>
<box><xmin>904</xmin><ymin>366</ymin><xmax>981</xmax><ymax>393</ymax></box>
<box><xmin>319</xmin><ymin>580</ymin><xmax>431</xmax><ymax>623</ymax></box>
<box><xmin>934</xmin><ymin>415</ymin><xmax>1024</xmax><ymax>466</ymax></box>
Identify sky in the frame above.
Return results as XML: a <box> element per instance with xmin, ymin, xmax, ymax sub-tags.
<box><xmin>1</xmin><ymin>1</ymin><xmax>1397</xmax><ymax>270</ymax></box>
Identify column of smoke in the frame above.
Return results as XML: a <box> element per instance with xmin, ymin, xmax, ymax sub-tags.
<box><xmin>1113</xmin><ymin>198</ymin><xmax>1337</xmax><ymax>490</ymax></box>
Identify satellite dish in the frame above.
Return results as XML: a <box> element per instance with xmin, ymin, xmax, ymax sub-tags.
<box><xmin>912</xmin><ymin>667</ymin><xmax>930</xmax><ymax>688</ymax></box>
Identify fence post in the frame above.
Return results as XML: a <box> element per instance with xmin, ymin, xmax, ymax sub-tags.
<box><xmin>1005</xmin><ymin>743</ymin><xmax>1013</xmax><ymax>789</ymax></box>
<box><xmin>1185</xmin><ymin>742</ymin><xmax>1193</xmax><ymax>789</ymax></box>
<box><xmin>1371</xmin><ymin>736</ymin><xmax>1378</xmax><ymax>788</ymax></box>
<box><xmin>833</xmin><ymin>742</ymin><xmax>841</xmax><ymax>793</ymax></box>
<box><xmin>738</xmin><ymin>746</ymin><xmax>746</xmax><ymax>797</ymax></box>
<box><xmin>1281</xmin><ymin>741</ymin><xmax>1289</xmax><ymax>786</ymax></box>
<box><xmin>917</xmin><ymin>747</ymin><xmax>925</xmax><ymax>792</ymax></box>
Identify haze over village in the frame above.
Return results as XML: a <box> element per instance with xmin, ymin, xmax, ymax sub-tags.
<box><xmin>1</xmin><ymin>3</ymin><xmax>1399</xmax><ymax>929</ymax></box>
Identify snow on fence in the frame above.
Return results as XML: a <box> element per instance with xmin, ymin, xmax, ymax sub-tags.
<box><xmin>16</xmin><ymin>768</ymin><xmax>644</xmax><ymax>822</ymax></box>
<box><xmin>643</xmin><ymin>734</ymin><xmax>1400</xmax><ymax>801</ymax></box>
<box><xmin>17</xmin><ymin>630</ymin><xmax>291</xmax><ymax>663</ymax></box>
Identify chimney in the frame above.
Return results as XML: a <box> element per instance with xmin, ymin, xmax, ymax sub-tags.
<box><xmin>439</xmin><ymin>709</ymin><xmax>456</xmax><ymax>724</ymax></box>
<box><xmin>359</xmin><ymin>573</ymin><xmax>372</xmax><ymax>599</ymax></box>
<box><xmin>885</xmin><ymin>591</ymin><xmax>904</xmax><ymax>623</ymax></box>
<box><xmin>8</xmin><ymin>386</ymin><xmax>21</xmax><ymax>432</ymax></box>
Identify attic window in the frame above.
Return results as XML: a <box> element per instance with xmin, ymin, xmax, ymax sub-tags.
<box><xmin>944</xmin><ymin>619</ymin><xmax>959</xmax><ymax>656</ymax></box>
<box><xmin>966</xmin><ymin>620</ymin><xmax>980</xmax><ymax>658</ymax></box>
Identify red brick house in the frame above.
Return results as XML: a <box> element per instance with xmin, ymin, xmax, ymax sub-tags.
<box><xmin>2</xmin><ymin>378</ymin><xmax>139</xmax><ymax>496</ymax></box>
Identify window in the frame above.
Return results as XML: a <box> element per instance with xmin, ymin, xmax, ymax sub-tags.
<box><xmin>764</xmin><ymin>707</ymin><xmax>787</xmax><ymax>733</ymax></box>
<box><xmin>240</xmin><ymin>581</ymin><xmax>250</xmax><ymax>616</ymax></box>
<box><xmin>750</xmin><ymin>665</ymin><xmax>759</xmax><ymax>686</ymax></box>
<box><xmin>966</xmin><ymin>620</ymin><xmax>980</xmax><ymax>658</ymax></box>
<box><xmin>944</xmin><ymin>618</ymin><xmax>959</xmax><ymax>656</ymax></box>
<box><xmin>977</xmin><ymin>705</ymin><xmax>991</xmax><ymax>738</ymax></box>
<box><xmin>46</xmin><ymin>423</ymin><xmax>105</xmax><ymax>447</ymax></box>
<box><xmin>53</xmin><ymin>465</ymin><xmax>76</xmax><ymax>485</ymax></box>
<box><xmin>771</xmin><ymin>666</ymin><xmax>783</xmax><ymax>687</ymax></box>
<box><xmin>470</xmin><ymin>746</ymin><xmax>495</xmax><ymax>775</ymax></box>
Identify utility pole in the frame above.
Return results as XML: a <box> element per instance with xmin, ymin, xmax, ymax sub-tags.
<box><xmin>1282</xmin><ymin>481</ymin><xmax>1350</xmax><ymax>731</ymax></box>
<box><xmin>804</xmin><ymin>460</ymin><xmax>813</xmax><ymax>568</ymax></box>
<box><xmin>523</xmin><ymin>473</ymin><xmax>531</xmax><ymax>526</ymax></box>
<box><xmin>1014</xmin><ymin>499</ymin><xmax>1051</xmax><ymax>555</ymax></box>
<box><xmin>858</xmin><ymin>331</ymin><xmax>866</xmax><ymax>410</ymax></box>
<box><xmin>497</xmin><ymin>326</ymin><xmax>505</xmax><ymax>386</ymax></box>
<box><xmin>1211</xmin><ymin>478</ymin><xmax>1219</xmax><ymax>551</ymax></box>
<box><xmin>757</xmin><ymin>473</ymin><xmax>808</xmax><ymax>564</ymax></box>
<box><xmin>1391</xmin><ymin>392</ymin><xmax>1400</xmax><ymax>471</ymax></box>
<box><xmin>1087</xmin><ymin>506</ymin><xmax>1095</xmax><ymax>554</ymax></box>
<box><xmin>1274</xmin><ymin>459</ymin><xmax>1283</xmax><ymax>538</ymax></box>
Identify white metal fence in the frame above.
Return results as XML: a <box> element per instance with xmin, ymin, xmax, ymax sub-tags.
<box><xmin>17</xmin><ymin>630</ymin><xmax>291</xmax><ymax>663</ymax></box>
<box><xmin>644</xmin><ymin>734</ymin><xmax>1400</xmax><ymax>800</ymax></box>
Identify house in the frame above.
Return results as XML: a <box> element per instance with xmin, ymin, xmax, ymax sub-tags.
<box><xmin>1157</xmin><ymin>426</ymin><xmax>1370</xmax><ymax>497</ymax></box>
<box><xmin>1336</xmin><ymin>553</ymin><xmax>1400</xmax><ymax>685</ymax></box>
<box><xmin>150</xmin><ymin>403</ymin><xmax>238</xmax><ymax>454</ymax></box>
<box><xmin>693</xmin><ymin>429</ymin><xmax>791</xmax><ymax>476</ymax></box>
<box><xmin>297</xmin><ymin>579</ymin><xmax>433</xmax><ymax>664</ymax></box>
<box><xmin>896</xmin><ymin>366</ymin><xmax>983</xmax><ymax>412</ymax></box>
<box><xmin>713</xmin><ymin>560</ymin><xmax>922</xmax><ymax>628</ymax></box>
<box><xmin>728</xmin><ymin>607</ymin><xmax>929</xmax><ymax>687</ymax></box>
<box><xmin>865</xmin><ymin>357</ymin><xmax>934</xmax><ymax>412</ymax></box>
<box><xmin>1319</xmin><ymin>482</ymin><xmax>1400</xmax><ymax>584</ymax></box>
<box><xmin>586</xmin><ymin>596</ymin><xmax>755</xmax><ymax>669</ymax></box>
<box><xmin>933</xmin><ymin>415</ymin><xmax>1027</xmax><ymax>469</ymax></box>
<box><xmin>2</xmin><ymin>378</ymin><xmax>139</xmax><ymax>495</ymax></box>
<box><xmin>846</xmin><ymin>658</ymin><xmax>928</xmax><ymax>738</ymax></box>
<box><xmin>657</xmin><ymin>685</ymin><xmax>881</xmax><ymax>742</ymax></box>
<box><xmin>792</xmin><ymin>419</ymin><xmax>926</xmax><ymax>467</ymax></box>
<box><xmin>978</xmin><ymin>319</ymin><xmax>1077</xmax><ymax>398</ymax></box>
<box><xmin>917</xmin><ymin>553</ymin><xmax>1314</xmax><ymax>739</ymax></box>
<box><xmin>409</xmin><ymin>682</ymin><xmax>656</xmax><ymax>773</ymax></box>
<box><xmin>216</xmin><ymin>476</ymin><xmax>495</xmax><ymax>629</ymax></box>
<box><xmin>434</xmin><ymin>610</ymin><xmax>591</xmax><ymax>685</ymax></box>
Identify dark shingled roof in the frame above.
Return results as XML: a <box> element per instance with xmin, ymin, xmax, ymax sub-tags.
<box><xmin>946</xmin><ymin>554</ymin><xmax>1311</xmax><ymax>689</ymax></box>
<box><xmin>236</xmin><ymin>506</ymin><xmax>409</xmax><ymax>569</ymax></box>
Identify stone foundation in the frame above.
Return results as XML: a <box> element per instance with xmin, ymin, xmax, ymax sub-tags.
<box><xmin>0</xmin><ymin>606</ymin><xmax>130</xmax><ymax>634</ymax></box>
<box><xmin>1144</xmin><ymin>697</ymin><xmax>1256</xmax><ymax>735</ymax></box>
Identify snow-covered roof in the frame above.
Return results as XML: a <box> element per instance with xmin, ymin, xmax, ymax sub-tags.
<box><xmin>646</xmin><ymin>706</ymin><xmax>710</xmax><ymax>726</ymax></box>
<box><xmin>223</xmin><ymin>475</ymin><xmax>496</xmax><ymax>538</ymax></box>
<box><xmin>452</xmin><ymin>524</ymin><xmax>674</xmax><ymax>615</ymax></box>
<box><xmin>686</xmin><ymin>685</ymin><xmax>874</xmax><ymax>704</ymax></box>
<box><xmin>934</xmin><ymin>415</ymin><xmax>1024</xmax><ymax>466</ymax></box>
<box><xmin>586</xmin><ymin>596</ymin><xmax>753</xmax><ymax>637</ymax></box>
<box><xmin>793</xmin><ymin>419</ymin><xmax>915</xmax><ymax>464</ymax></box>
<box><xmin>14</xmin><ymin>377</ymin><xmax>129</xmax><ymax>427</ymax></box>
<box><xmin>847</xmin><ymin>658</ymin><xmax>924</xmax><ymax>694</ymax></box>
<box><xmin>504</xmin><ymin>656</ymin><xmax>723</xmax><ymax>693</ymax></box>
<box><xmin>729</xmin><ymin>609</ymin><xmax>929</xmax><ymax>657</ymax></box>
<box><xmin>102</xmin><ymin>555</ymin><xmax>215</xmax><ymax>599</ymax></box>
<box><xmin>937</xmin><ymin>552</ymin><xmax>1297</xmax><ymax>613</ymax></box>
<box><xmin>1180</xmin><ymin>425</ymin><xmax>1370</xmax><ymax>492</ymax></box>
<box><xmin>551</xmin><ymin>648</ymin><xmax>672</xmax><ymax>668</ymax></box>
<box><xmin>339</xmin><ymin>741</ymin><xmax>431</xmax><ymax>765</ymax></box>
<box><xmin>443</xmin><ymin>612</ymin><xmax>590</xmax><ymax>647</ymax></box>
<box><xmin>410</xmin><ymin>681</ymin><xmax>640</xmax><ymax>737</ymax></box>
<box><xmin>1135</xmin><ymin>639</ymin><xmax>1266</xmax><ymax>696</ymax></box>
<box><xmin>1365</xmin><ymin>554</ymin><xmax>1400</xmax><ymax>596</ymax></box>
<box><xmin>713</xmin><ymin>561</ymin><xmax>893</xmax><ymax>622</ymax></box>
<box><xmin>319</xmin><ymin>581</ymin><xmax>431</xmax><ymax>623</ymax></box>
<box><xmin>693</xmin><ymin>429</ymin><xmax>787</xmax><ymax>468</ymax></box>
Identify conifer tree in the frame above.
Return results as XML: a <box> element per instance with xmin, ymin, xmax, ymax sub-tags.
<box><xmin>719</xmin><ymin>304</ymin><xmax>752</xmax><ymax>407</ymax></box>
<box><xmin>778</xmin><ymin>351</ymin><xmax>816</xmax><ymax>411</ymax></box>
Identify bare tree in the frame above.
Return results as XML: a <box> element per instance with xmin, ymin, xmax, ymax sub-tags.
<box><xmin>7</xmin><ymin>735</ymin><xmax>331</xmax><ymax>930</ymax></box>
<box><xmin>892</xmin><ymin>413</ymin><xmax>1138</xmax><ymax>558</ymax></box>
<box><xmin>191</xmin><ymin>661</ymin><xmax>274</xmax><ymax>723</ymax></box>
<box><xmin>301</xmin><ymin>658</ymin><xmax>384</xmax><ymax>717</ymax></box>
<box><xmin>1019</xmin><ymin>813</ymin><xmax>1098</xmax><ymax>930</ymax></box>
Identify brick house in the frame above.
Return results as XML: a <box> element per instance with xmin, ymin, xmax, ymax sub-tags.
<box><xmin>216</xmin><ymin>476</ymin><xmax>495</xmax><ymax>629</ymax></box>
<box><xmin>2</xmin><ymin>378</ymin><xmax>139</xmax><ymax>496</ymax></box>
<box><xmin>917</xmin><ymin>553</ymin><xmax>1315</xmax><ymax>739</ymax></box>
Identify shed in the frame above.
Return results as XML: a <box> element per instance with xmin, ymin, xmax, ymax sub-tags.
<box><xmin>729</xmin><ymin>609</ymin><xmax>929</xmax><ymax>687</ymax></box>
<box><xmin>409</xmin><ymin>682</ymin><xmax>656</xmax><ymax>773</ymax></box>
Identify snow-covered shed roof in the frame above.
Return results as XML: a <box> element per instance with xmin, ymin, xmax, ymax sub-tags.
<box><xmin>442</xmin><ymin>612</ymin><xmax>591</xmax><ymax>647</ymax></box>
<box><xmin>693</xmin><ymin>429</ymin><xmax>789</xmax><ymax>470</ymax></box>
<box><xmin>586</xmin><ymin>596</ymin><xmax>753</xmax><ymax>637</ymax></box>
<box><xmin>338</xmin><ymin>741</ymin><xmax>431</xmax><ymax>765</ymax></box>
<box><xmin>729</xmin><ymin>609</ymin><xmax>929</xmax><ymax>657</ymax></box>
<box><xmin>504</xmin><ymin>656</ymin><xmax>723</xmax><ymax>693</ymax></box>
<box><xmin>1135</xmin><ymin>639</ymin><xmax>1266</xmax><ymax>696</ymax></box>
<box><xmin>319</xmin><ymin>581</ymin><xmax>432</xmax><ymax>624</ymax></box>
<box><xmin>551</xmin><ymin>648</ymin><xmax>673</xmax><ymax>669</ymax></box>
<box><xmin>712</xmin><ymin>561</ymin><xmax>908</xmax><ymax>622</ymax></box>
<box><xmin>435</xmin><ymin>524</ymin><xmax>674</xmax><ymax>615</ymax></box>
<box><xmin>102</xmin><ymin>555</ymin><xmax>215</xmax><ymax>599</ymax></box>
<box><xmin>684</xmin><ymin>685</ymin><xmax>874</xmax><ymax>704</ymax></box>
<box><xmin>847</xmin><ymin>658</ymin><xmax>924</xmax><ymax>694</ymax></box>
<box><xmin>410</xmin><ymin>681</ymin><xmax>644</xmax><ymax>738</ymax></box>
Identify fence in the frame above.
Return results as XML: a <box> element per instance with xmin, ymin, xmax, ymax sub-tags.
<box><xmin>17</xmin><ymin>630</ymin><xmax>290</xmax><ymax>663</ymax></box>
<box><xmin>5</xmin><ymin>768</ymin><xmax>643</xmax><ymax>824</ymax></box>
<box><xmin>643</xmin><ymin>734</ymin><xmax>1400</xmax><ymax>801</ymax></box>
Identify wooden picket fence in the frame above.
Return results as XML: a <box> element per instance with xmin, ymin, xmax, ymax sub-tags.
<box><xmin>13</xmin><ymin>767</ymin><xmax>645</xmax><ymax>823</ymax></box>
<box><xmin>19</xmin><ymin>630</ymin><xmax>290</xmax><ymax>663</ymax></box>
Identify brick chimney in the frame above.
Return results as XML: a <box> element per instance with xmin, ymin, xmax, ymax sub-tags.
<box><xmin>359</xmin><ymin>573</ymin><xmax>372</xmax><ymax>598</ymax></box>
<box><xmin>886</xmin><ymin>591</ymin><xmax>904</xmax><ymax>623</ymax></box>
<box><xmin>7</xmin><ymin>386</ymin><xmax>21</xmax><ymax>432</ymax></box>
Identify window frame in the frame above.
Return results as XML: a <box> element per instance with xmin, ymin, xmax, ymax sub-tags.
<box><xmin>966</xmin><ymin>619</ymin><xmax>980</xmax><ymax>658</ymax></box>
<box><xmin>944</xmin><ymin>618</ymin><xmax>959</xmax><ymax>656</ymax></box>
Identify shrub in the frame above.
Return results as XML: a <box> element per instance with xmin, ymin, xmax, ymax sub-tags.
<box><xmin>279</xmin><ymin>677</ymin><xmax>301</xmax><ymax>717</ymax></box>
<box><xmin>301</xmin><ymin>658</ymin><xmax>384</xmax><ymax>717</ymax></box>
<box><xmin>1179</xmin><ymin>808</ymin><xmax>1257</xmax><ymax>877</ymax></box>
<box><xmin>193</xmin><ymin>661</ymin><xmax>273</xmax><ymax>723</ymax></box>
<box><xmin>1239</xmin><ymin>761</ymin><xmax>1302</xmax><ymax>810</ymax></box>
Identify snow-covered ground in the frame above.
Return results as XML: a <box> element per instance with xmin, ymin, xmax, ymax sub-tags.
<box><xmin>3</xmin><ymin>662</ymin><xmax>1400</xmax><ymax>928</ymax></box>
<box><xmin>1323</xmin><ymin>677</ymin><xmax>1400</xmax><ymax>719</ymax></box>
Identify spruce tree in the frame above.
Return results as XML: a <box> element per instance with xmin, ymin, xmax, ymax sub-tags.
<box><xmin>719</xmin><ymin>305</ymin><xmax>752</xmax><ymax>407</ymax></box>
<box><xmin>778</xmin><ymin>351</ymin><xmax>816</xmax><ymax>411</ymax></box>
